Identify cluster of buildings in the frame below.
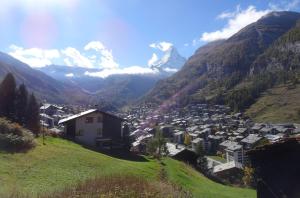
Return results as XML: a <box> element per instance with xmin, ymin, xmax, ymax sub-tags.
<box><xmin>122</xmin><ymin>103</ymin><xmax>300</xmax><ymax>179</ymax></box>
<box><xmin>42</xmin><ymin>101</ymin><xmax>300</xmax><ymax>182</ymax></box>
<box><xmin>39</xmin><ymin>103</ymin><xmax>73</xmax><ymax>133</ymax></box>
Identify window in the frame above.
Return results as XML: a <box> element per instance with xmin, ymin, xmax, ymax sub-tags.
<box><xmin>97</xmin><ymin>127</ymin><xmax>103</xmax><ymax>137</ymax></box>
<box><xmin>76</xmin><ymin>129</ymin><xmax>84</xmax><ymax>136</ymax></box>
<box><xmin>97</xmin><ymin>115</ymin><xmax>103</xmax><ymax>123</ymax></box>
<box><xmin>85</xmin><ymin>117</ymin><xmax>94</xmax><ymax>123</ymax></box>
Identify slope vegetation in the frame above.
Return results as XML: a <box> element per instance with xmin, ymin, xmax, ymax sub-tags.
<box><xmin>143</xmin><ymin>11</ymin><xmax>300</xmax><ymax>115</ymax></box>
<box><xmin>0</xmin><ymin>137</ymin><xmax>255</xmax><ymax>198</ymax></box>
<box><xmin>0</xmin><ymin>52</ymin><xmax>89</xmax><ymax>104</ymax></box>
<box><xmin>246</xmin><ymin>84</ymin><xmax>300</xmax><ymax>123</ymax></box>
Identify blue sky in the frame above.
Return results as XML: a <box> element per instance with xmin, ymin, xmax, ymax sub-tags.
<box><xmin>1</xmin><ymin>0</ymin><xmax>300</xmax><ymax>76</ymax></box>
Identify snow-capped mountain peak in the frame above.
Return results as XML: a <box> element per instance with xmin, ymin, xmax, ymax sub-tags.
<box><xmin>150</xmin><ymin>46</ymin><xmax>186</xmax><ymax>72</ymax></box>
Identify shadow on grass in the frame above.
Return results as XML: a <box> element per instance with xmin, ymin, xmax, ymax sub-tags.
<box><xmin>61</xmin><ymin>137</ymin><xmax>149</xmax><ymax>162</ymax></box>
<box><xmin>98</xmin><ymin>149</ymin><xmax>149</xmax><ymax>162</ymax></box>
<box><xmin>0</xmin><ymin>145</ymin><xmax>35</xmax><ymax>154</ymax></box>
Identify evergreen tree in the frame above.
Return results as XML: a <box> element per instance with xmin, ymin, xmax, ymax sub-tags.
<box><xmin>26</xmin><ymin>93</ymin><xmax>40</xmax><ymax>135</ymax></box>
<box><xmin>0</xmin><ymin>73</ymin><xmax>17</xmax><ymax>120</ymax></box>
<box><xmin>15</xmin><ymin>84</ymin><xmax>28</xmax><ymax>125</ymax></box>
<box><xmin>146</xmin><ymin>128</ymin><xmax>168</xmax><ymax>159</ymax></box>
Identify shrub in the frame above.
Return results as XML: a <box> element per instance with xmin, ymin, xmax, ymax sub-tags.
<box><xmin>41</xmin><ymin>175</ymin><xmax>192</xmax><ymax>198</ymax></box>
<box><xmin>0</xmin><ymin>117</ymin><xmax>36</xmax><ymax>151</ymax></box>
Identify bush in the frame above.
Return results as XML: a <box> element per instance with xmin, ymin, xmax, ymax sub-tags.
<box><xmin>0</xmin><ymin>118</ymin><xmax>36</xmax><ymax>151</ymax></box>
<box><xmin>41</xmin><ymin>175</ymin><xmax>192</xmax><ymax>198</ymax></box>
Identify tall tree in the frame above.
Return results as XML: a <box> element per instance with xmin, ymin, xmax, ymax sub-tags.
<box><xmin>26</xmin><ymin>93</ymin><xmax>40</xmax><ymax>135</ymax></box>
<box><xmin>146</xmin><ymin>128</ymin><xmax>168</xmax><ymax>159</ymax></box>
<box><xmin>0</xmin><ymin>73</ymin><xmax>17</xmax><ymax>120</ymax></box>
<box><xmin>15</xmin><ymin>84</ymin><xmax>28</xmax><ymax>125</ymax></box>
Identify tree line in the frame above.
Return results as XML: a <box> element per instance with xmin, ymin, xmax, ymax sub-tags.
<box><xmin>0</xmin><ymin>73</ymin><xmax>40</xmax><ymax>135</ymax></box>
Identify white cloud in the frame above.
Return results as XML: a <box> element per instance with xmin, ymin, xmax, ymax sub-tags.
<box><xmin>8</xmin><ymin>41</ymin><xmax>120</xmax><ymax>69</ymax></box>
<box><xmin>147</xmin><ymin>53</ymin><xmax>159</xmax><ymax>66</ymax></box>
<box><xmin>269</xmin><ymin>0</ymin><xmax>300</xmax><ymax>11</ymax></box>
<box><xmin>149</xmin><ymin>41</ymin><xmax>173</xmax><ymax>52</ymax></box>
<box><xmin>61</xmin><ymin>47</ymin><xmax>94</xmax><ymax>68</ymax></box>
<box><xmin>84</xmin><ymin>66</ymin><xmax>159</xmax><ymax>78</ymax></box>
<box><xmin>84</xmin><ymin>41</ymin><xmax>119</xmax><ymax>69</ymax></box>
<box><xmin>163</xmin><ymin>67</ymin><xmax>178</xmax><ymax>73</ymax></box>
<box><xmin>65</xmin><ymin>73</ymin><xmax>74</xmax><ymax>77</ymax></box>
<box><xmin>200</xmin><ymin>5</ymin><xmax>270</xmax><ymax>42</ymax></box>
<box><xmin>217</xmin><ymin>5</ymin><xmax>242</xmax><ymax>19</ymax></box>
<box><xmin>8</xmin><ymin>44</ymin><xmax>60</xmax><ymax>67</ymax></box>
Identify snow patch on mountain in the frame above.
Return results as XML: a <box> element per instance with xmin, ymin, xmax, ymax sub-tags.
<box><xmin>149</xmin><ymin>46</ymin><xmax>186</xmax><ymax>71</ymax></box>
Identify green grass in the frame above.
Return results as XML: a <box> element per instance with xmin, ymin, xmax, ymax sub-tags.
<box><xmin>0</xmin><ymin>137</ymin><xmax>255</xmax><ymax>198</ymax></box>
<box><xmin>164</xmin><ymin>159</ymin><xmax>255</xmax><ymax>198</ymax></box>
<box><xmin>246</xmin><ymin>84</ymin><xmax>300</xmax><ymax>123</ymax></box>
<box><xmin>207</xmin><ymin>155</ymin><xmax>227</xmax><ymax>163</ymax></box>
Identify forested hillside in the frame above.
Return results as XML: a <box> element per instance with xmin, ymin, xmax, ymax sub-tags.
<box><xmin>143</xmin><ymin>12</ymin><xmax>300</xmax><ymax>117</ymax></box>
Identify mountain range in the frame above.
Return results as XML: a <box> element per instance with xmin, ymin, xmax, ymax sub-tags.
<box><xmin>0</xmin><ymin>46</ymin><xmax>186</xmax><ymax>108</ymax></box>
<box><xmin>1</xmin><ymin>11</ymin><xmax>300</xmax><ymax>121</ymax></box>
<box><xmin>143</xmin><ymin>11</ymin><xmax>300</xmax><ymax>118</ymax></box>
<box><xmin>0</xmin><ymin>52</ymin><xmax>89</xmax><ymax>104</ymax></box>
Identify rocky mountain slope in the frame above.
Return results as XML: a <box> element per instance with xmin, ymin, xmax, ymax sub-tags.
<box><xmin>0</xmin><ymin>52</ymin><xmax>89</xmax><ymax>104</ymax></box>
<box><xmin>143</xmin><ymin>11</ymin><xmax>300</xmax><ymax>114</ymax></box>
<box><xmin>150</xmin><ymin>46</ymin><xmax>186</xmax><ymax>71</ymax></box>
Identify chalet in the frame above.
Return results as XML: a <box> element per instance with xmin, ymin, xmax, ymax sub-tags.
<box><xmin>40</xmin><ymin>104</ymin><xmax>62</xmax><ymax>116</ymax></box>
<box><xmin>213</xmin><ymin>161</ymin><xmax>243</xmax><ymax>184</ymax></box>
<box><xmin>58</xmin><ymin>109</ymin><xmax>125</xmax><ymax>147</ymax></box>
<box><xmin>248</xmin><ymin>137</ymin><xmax>300</xmax><ymax>198</ymax></box>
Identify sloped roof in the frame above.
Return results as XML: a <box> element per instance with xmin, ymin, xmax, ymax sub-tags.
<box><xmin>58</xmin><ymin>109</ymin><xmax>124</xmax><ymax>124</ymax></box>
<box><xmin>213</xmin><ymin>161</ymin><xmax>243</xmax><ymax>173</ymax></box>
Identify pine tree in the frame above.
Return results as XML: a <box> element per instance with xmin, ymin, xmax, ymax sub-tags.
<box><xmin>146</xmin><ymin>128</ymin><xmax>168</xmax><ymax>159</ymax></box>
<box><xmin>0</xmin><ymin>73</ymin><xmax>17</xmax><ymax>120</ymax></box>
<box><xmin>15</xmin><ymin>84</ymin><xmax>28</xmax><ymax>125</ymax></box>
<box><xmin>26</xmin><ymin>93</ymin><xmax>40</xmax><ymax>135</ymax></box>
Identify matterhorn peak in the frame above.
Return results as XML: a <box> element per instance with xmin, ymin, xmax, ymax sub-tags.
<box><xmin>150</xmin><ymin>46</ymin><xmax>186</xmax><ymax>72</ymax></box>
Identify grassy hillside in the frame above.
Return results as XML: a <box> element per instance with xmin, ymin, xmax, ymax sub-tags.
<box><xmin>0</xmin><ymin>137</ymin><xmax>255</xmax><ymax>198</ymax></box>
<box><xmin>246</xmin><ymin>84</ymin><xmax>300</xmax><ymax>123</ymax></box>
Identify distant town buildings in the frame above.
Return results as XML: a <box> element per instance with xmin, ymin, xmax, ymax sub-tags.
<box><xmin>121</xmin><ymin>103</ymin><xmax>300</xmax><ymax>177</ymax></box>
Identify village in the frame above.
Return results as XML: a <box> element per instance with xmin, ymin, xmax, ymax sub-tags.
<box><xmin>39</xmin><ymin>102</ymin><xmax>300</xmax><ymax>183</ymax></box>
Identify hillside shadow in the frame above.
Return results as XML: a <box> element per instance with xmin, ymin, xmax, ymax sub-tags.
<box><xmin>0</xmin><ymin>145</ymin><xmax>34</xmax><ymax>154</ymax></box>
<box><xmin>62</xmin><ymin>137</ymin><xmax>149</xmax><ymax>162</ymax></box>
<box><xmin>76</xmin><ymin>143</ymin><xmax>149</xmax><ymax>162</ymax></box>
<box><xmin>97</xmin><ymin>149</ymin><xmax>149</xmax><ymax>162</ymax></box>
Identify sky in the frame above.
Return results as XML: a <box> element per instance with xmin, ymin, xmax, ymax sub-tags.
<box><xmin>1</xmin><ymin>0</ymin><xmax>300</xmax><ymax>77</ymax></box>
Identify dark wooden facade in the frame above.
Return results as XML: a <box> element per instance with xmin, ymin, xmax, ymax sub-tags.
<box><xmin>248</xmin><ymin>137</ymin><xmax>300</xmax><ymax>198</ymax></box>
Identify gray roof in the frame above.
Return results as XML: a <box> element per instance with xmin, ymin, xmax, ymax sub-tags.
<box><xmin>220</xmin><ymin>140</ymin><xmax>239</xmax><ymax>149</ymax></box>
<box><xmin>237</xmin><ymin>128</ymin><xmax>247</xmax><ymax>133</ymax></box>
<box><xmin>241</xmin><ymin>134</ymin><xmax>262</xmax><ymax>144</ymax></box>
<box><xmin>226</xmin><ymin>144</ymin><xmax>242</xmax><ymax>151</ymax></box>
<box><xmin>192</xmin><ymin>137</ymin><xmax>203</xmax><ymax>144</ymax></box>
<box><xmin>213</xmin><ymin>161</ymin><xmax>243</xmax><ymax>173</ymax></box>
<box><xmin>58</xmin><ymin>109</ymin><xmax>124</xmax><ymax>124</ymax></box>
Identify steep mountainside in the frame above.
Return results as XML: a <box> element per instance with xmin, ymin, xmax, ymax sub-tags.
<box><xmin>0</xmin><ymin>52</ymin><xmax>89</xmax><ymax>104</ymax></box>
<box><xmin>245</xmin><ymin>20</ymin><xmax>300</xmax><ymax>122</ymax></box>
<box><xmin>143</xmin><ymin>11</ymin><xmax>300</xmax><ymax>110</ymax></box>
<box><xmin>246</xmin><ymin>84</ymin><xmax>300</xmax><ymax>123</ymax></box>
